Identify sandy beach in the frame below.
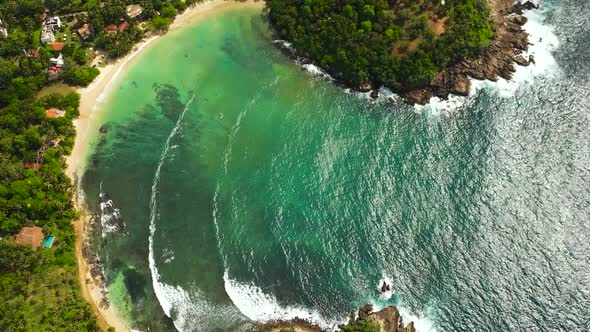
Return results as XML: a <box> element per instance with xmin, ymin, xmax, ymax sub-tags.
<box><xmin>66</xmin><ymin>1</ymin><xmax>265</xmax><ymax>330</ymax></box>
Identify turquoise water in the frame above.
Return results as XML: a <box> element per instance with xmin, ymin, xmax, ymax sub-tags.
<box><xmin>81</xmin><ymin>2</ymin><xmax>590</xmax><ymax>331</ymax></box>
<box><xmin>43</xmin><ymin>236</ymin><xmax>54</xmax><ymax>248</ymax></box>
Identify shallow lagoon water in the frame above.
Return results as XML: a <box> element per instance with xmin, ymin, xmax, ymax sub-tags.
<box><xmin>81</xmin><ymin>2</ymin><xmax>590</xmax><ymax>331</ymax></box>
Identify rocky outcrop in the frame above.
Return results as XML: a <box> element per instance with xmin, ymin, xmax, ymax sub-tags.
<box><xmin>400</xmin><ymin>0</ymin><xmax>537</xmax><ymax>104</ymax></box>
<box><xmin>256</xmin><ymin>304</ymin><xmax>416</xmax><ymax>332</ymax></box>
<box><xmin>339</xmin><ymin>305</ymin><xmax>416</xmax><ymax>332</ymax></box>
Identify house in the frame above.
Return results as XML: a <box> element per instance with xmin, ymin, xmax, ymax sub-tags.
<box><xmin>0</xmin><ymin>19</ymin><xmax>7</xmax><ymax>39</ymax></box>
<box><xmin>14</xmin><ymin>227</ymin><xmax>44</xmax><ymax>249</ymax></box>
<box><xmin>77</xmin><ymin>23</ymin><xmax>90</xmax><ymax>40</ymax></box>
<box><xmin>106</xmin><ymin>24</ymin><xmax>117</xmax><ymax>33</ymax></box>
<box><xmin>49</xmin><ymin>53</ymin><xmax>64</xmax><ymax>67</ymax></box>
<box><xmin>22</xmin><ymin>161</ymin><xmax>41</xmax><ymax>170</ymax></box>
<box><xmin>26</xmin><ymin>48</ymin><xmax>41</xmax><ymax>58</ymax></box>
<box><xmin>126</xmin><ymin>4</ymin><xmax>143</xmax><ymax>19</ymax></box>
<box><xmin>46</xmin><ymin>108</ymin><xmax>66</xmax><ymax>118</ymax></box>
<box><xmin>41</xmin><ymin>26</ymin><xmax>55</xmax><ymax>43</ymax></box>
<box><xmin>47</xmin><ymin>42</ymin><xmax>65</xmax><ymax>52</ymax></box>
<box><xmin>44</xmin><ymin>16</ymin><xmax>62</xmax><ymax>30</ymax></box>
<box><xmin>40</xmin><ymin>16</ymin><xmax>62</xmax><ymax>44</ymax></box>
<box><xmin>118</xmin><ymin>20</ymin><xmax>129</xmax><ymax>32</ymax></box>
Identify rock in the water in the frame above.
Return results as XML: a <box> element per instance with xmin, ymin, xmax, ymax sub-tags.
<box><xmin>529</xmin><ymin>55</ymin><xmax>536</xmax><ymax>64</ymax></box>
<box><xmin>381</xmin><ymin>281</ymin><xmax>391</xmax><ymax>293</ymax></box>
<box><xmin>514</xmin><ymin>54</ymin><xmax>530</xmax><ymax>66</ymax></box>
<box><xmin>370</xmin><ymin>90</ymin><xmax>380</xmax><ymax>99</ymax></box>
<box><xmin>453</xmin><ymin>79</ymin><xmax>471</xmax><ymax>96</ymax></box>
<box><xmin>358</xmin><ymin>83</ymin><xmax>372</xmax><ymax>92</ymax></box>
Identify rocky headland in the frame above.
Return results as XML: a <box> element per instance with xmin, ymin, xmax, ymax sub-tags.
<box><xmin>257</xmin><ymin>304</ymin><xmax>416</xmax><ymax>332</ymax></box>
<box><xmin>400</xmin><ymin>0</ymin><xmax>539</xmax><ymax>104</ymax></box>
<box><xmin>271</xmin><ymin>0</ymin><xmax>539</xmax><ymax>105</ymax></box>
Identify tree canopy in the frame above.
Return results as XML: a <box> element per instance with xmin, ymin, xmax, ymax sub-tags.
<box><xmin>266</xmin><ymin>0</ymin><xmax>495</xmax><ymax>90</ymax></box>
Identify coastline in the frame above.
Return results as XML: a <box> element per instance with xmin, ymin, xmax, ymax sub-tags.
<box><xmin>399</xmin><ymin>0</ymin><xmax>539</xmax><ymax>104</ymax></box>
<box><xmin>66</xmin><ymin>1</ymin><xmax>265</xmax><ymax>331</ymax></box>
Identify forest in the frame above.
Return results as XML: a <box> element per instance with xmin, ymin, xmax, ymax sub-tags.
<box><xmin>266</xmin><ymin>0</ymin><xmax>495</xmax><ymax>90</ymax></box>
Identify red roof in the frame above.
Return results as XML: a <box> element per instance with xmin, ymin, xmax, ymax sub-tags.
<box><xmin>77</xmin><ymin>23</ymin><xmax>89</xmax><ymax>34</ymax></box>
<box><xmin>48</xmin><ymin>42</ymin><xmax>65</xmax><ymax>51</ymax></box>
<box><xmin>27</xmin><ymin>48</ymin><xmax>41</xmax><ymax>58</ymax></box>
<box><xmin>46</xmin><ymin>108</ymin><xmax>65</xmax><ymax>118</ymax></box>
<box><xmin>22</xmin><ymin>161</ymin><xmax>41</xmax><ymax>170</ymax></box>
<box><xmin>118</xmin><ymin>21</ymin><xmax>129</xmax><ymax>32</ymax></box>
<box><xmin>106</xmin><ymin>24</ymin><xmax>117</xmax><ymax>31</ymax></box>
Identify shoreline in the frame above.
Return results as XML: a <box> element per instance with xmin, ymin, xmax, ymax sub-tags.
<box><xmin>66</xmin><ymin>1</ymin><xmax>265</xmax><ymax>331</ymax></box>
<box><xmin>399</xmin><ymin>0</ymin><xmax>539</xmax><ymax>104</ymax></box>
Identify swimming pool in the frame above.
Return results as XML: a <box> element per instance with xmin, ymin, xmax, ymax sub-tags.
<box><xmin>43</xmin><ymin>236</ymin><xmax>54</xmax><ymax>248</ymax></box>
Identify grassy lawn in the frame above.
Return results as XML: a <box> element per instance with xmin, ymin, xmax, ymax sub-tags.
<box><xmin>37</xmin><ymin>84</ymin><xmax>75</xmax><ymax>99</ymax></box>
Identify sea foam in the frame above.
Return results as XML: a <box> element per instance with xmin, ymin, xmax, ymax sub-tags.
<box><xmin>223</xmin><ymin>272</ymin><xmax>347</xmax><ymax>331</ymax></box>
<box><xmin>418</xmin><ymin>0</ymin><xmax>560</xmax><ymax>114</ymax></box>
<box><xmin>148</xmin><ymin>94</ymin><xmax>196</xmax><ymax>331</ymax></box>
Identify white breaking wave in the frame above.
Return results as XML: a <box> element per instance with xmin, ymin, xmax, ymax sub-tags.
<box><xmin>416</xmin><ymin>1</ymin><xmax>560</xmax><ymax>113</ymax></box>
<box><xmin>99</xmin><ymin>182</ymin><xmax>125</xmax><ymax>238</ymax></box>
<box><xmin>377</xmin><ymin>275</ymin><xmax>395</xmax><ymax>301</ymax></box>
<box><xmin>148</xmin><ymin>94</ymin><xmax>196</xmax><ymax>332</ymax></box>
<box><xmin>470</xmin><ymin>1</ymin><xmax>560</xmax><ymax>97</ymax></box>
<box><xmin>397</xmin><ymin>306</ymin><xmax>438</xmax><ymax>332</ymax></box>
<box><xmin>223</xmin><ymin>272</ymin><xmax>347</xmax><ymax>331</ymax></box>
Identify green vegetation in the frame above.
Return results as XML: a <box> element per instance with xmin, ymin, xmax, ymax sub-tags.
<box><xmin>62</xmin><ymin>67</ymin><xmax>100</xmax><ymax>86</ymax></box>
<box><xmin>266</xmin><ymin>0</ymin><xmax>495</xmax><ymax>90</ymax></box>
<box><xmin>340</xmin><ymin>319</ymin><xmax>380</xmax><ymax>332</ymax></box>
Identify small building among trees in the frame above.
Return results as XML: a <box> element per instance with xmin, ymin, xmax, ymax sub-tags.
<box><xmin>14</xmin><ymin>227</ymin><xmax>44</xmax><ymax>249</ymax></box>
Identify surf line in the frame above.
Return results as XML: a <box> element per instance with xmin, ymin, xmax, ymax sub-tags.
<box><xmin>211</xmin><ymin>78</ymin><xmax>344</xmax><ymax>330</ymax></box>
<box><xmin>147</xmin><ymin>93</ymin><xmax>196</xmax><ymax>330</ymax></box>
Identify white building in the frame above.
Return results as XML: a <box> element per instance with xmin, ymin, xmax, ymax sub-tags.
<box><xmin>50</xmin><ymin>53</ymin><xmax>64</xmax><ymax>67</ymax></box>
<box><xmin>0</xmin><ymin>19</ymin><xmax>7</xmax><ymax>39</ymax></box>
<box><xmin>41</xmin><ymin>26</ymin><xmax>55</xmax><ymax>43</ymax></box>
<box><xmin>44</xmin><ymin>16</ymin><xmax>62</xmax><ymax>29</ymax></box>
<box><xmin>126</xmin><ymin>4</ymin><xmax>143</xmax><ymax>19</ymax></box>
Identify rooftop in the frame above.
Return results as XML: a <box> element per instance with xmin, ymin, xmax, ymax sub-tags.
<box><xmin>48</xmin><ymin>42</ymin><xmax>65</xmax><ymax>51</ymax></box>
<box><xmin>118</xmin><ymin>20</ymin><xmax>129</xmax><ymax>32</ymax></box>
<box><xmin>14</xmin><ymin>227</ymin><xmax>44</xmax><ymax>249</ymax></box>
<box><xmin>46</xmin><ymin>108</ymin><xmax>66</xmax><ymax>118</ymax></box>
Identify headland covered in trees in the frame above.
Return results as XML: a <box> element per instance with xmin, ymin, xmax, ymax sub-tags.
<box><xmin>266</xmin><ymin>0</ymin><xmax>539</xmax><ymax>104</ymax></box>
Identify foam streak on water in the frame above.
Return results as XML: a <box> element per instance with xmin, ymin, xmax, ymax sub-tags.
<box><xmin>147</xmin><ymin>94</ymin><xmax>195</xmax><ymax>331</ymax></box>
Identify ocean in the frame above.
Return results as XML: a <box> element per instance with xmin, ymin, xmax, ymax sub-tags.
<box><xmin>80</xmin><ymin>1</ymin><xmax>590</xmax><ymax>331</ymax></box>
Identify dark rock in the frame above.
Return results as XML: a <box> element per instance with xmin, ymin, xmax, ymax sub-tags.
<box><xmin>370</xmin><ymin>90</ymin><xmax>380</xmax><ymax>99</ymax></box>
<box><xmin>358</xmin><ymin>304</ymin><xmax>373</xmax><ymax>320</ymax></box>
<box><xmin>512</xmin><ymin>15</ymin><xmax>528</xmax><ymax>25</ymax></box>
<box><xmin>529</xmin><ymin>54</ymin><xmax>535</xmax><ymax>64</ymax></box>
<box><xmin>99</xmin><ymin>125</ymin><xmax>108</xmax><ymax>133</ymax></box>
<box><xmin>381</xmin><ymin>281</ymin><xmax>391</xmax><ymax>293</ymax></box>
<box><xmin>514</xmin><ymin>54</ymin><xmax>530</xmax><ymax>66</ymax></box>
<box><xmin>358</xmin><ymin>82</ymin><xmax>372</xmax><ymax>92</ymax></box>
<box><xmin>521</xmin><ymin>1</ymin><xmax>539</xmax><ymax>10</ymax></box>
<box><xmin>453</xmin><ymin>79</ymin><xmax>471</xmax><ymax>96</ymax></box>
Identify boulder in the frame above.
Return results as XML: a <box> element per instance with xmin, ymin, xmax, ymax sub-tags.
<box><xmin>358</xmin><ymin>82</ymin><xmax>372</xmax><ymax>92</ymax></box>
<box><xmin>529</xmin><ymin>55</ymin><xmax>536</xmax><ymax>64</ymax></box>
<box><xmin>370</xmin><ymin>90</ymin><xmax>380</xmax><ymax>99</ymax></box>
<box><xmin>453</xmin><ymin>79</ymin><xmax>471</xmax><ymax>96</ymax></box>
<box><xmin>514</xmin><ymin>54</ymin><xmax>530</xmax><ymax>66</ymax></box>
<box><xmin>358</xmin><ymin>304</ymin><xmax>373</xmax><ymax>320</ymax></box>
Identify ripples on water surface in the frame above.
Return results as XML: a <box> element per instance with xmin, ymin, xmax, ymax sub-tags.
<box><xmin>81</xmin><ymin>1</ymin><xmax>590</xmax><ymax>331</ymax></box>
